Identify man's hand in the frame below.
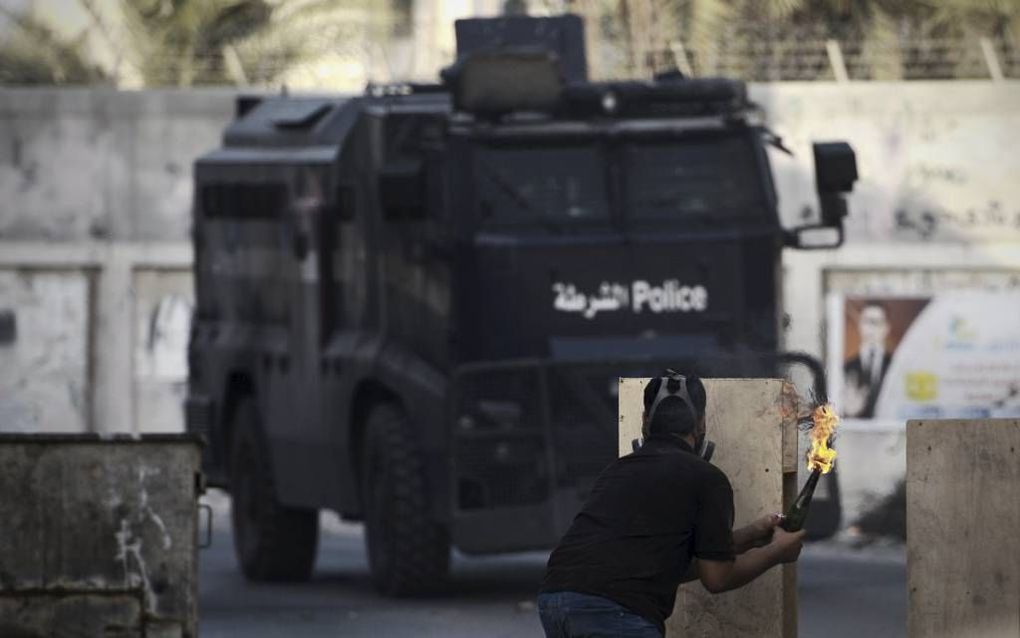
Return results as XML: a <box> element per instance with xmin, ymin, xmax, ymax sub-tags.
<box><xmin>732</xmin><ymin>513</ymin><xmax>784</xmax><ymax>553</ymax></box>
<box><xmin>749</xmin><ymin>513</ymin><xmax>784</xmax><ymax>539</ymax></box>
<box><xmin>769</xmin><ymin>527</ymin><xmax>806</xmax><ymax>564</ymax></box>
<box><xmin>698</xmin><ymin>527</ymin><xmax>806</xmax><ymax>594</ymax></box>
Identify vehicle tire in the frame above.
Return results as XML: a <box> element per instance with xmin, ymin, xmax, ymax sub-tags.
<box><xmin>229</xmin><ymin>396</ymin><xmax>318</xmax><ymax>582</ymax></box>
<box><xmin>362</xmin><ymin>403</ymin><xmax>451</xmax><ymax>596</ymax></box>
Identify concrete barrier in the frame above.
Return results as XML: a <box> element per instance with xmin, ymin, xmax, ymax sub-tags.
<box><xmin>906</xmin><ymin>419</ymin><xmax>1020</xmax><ymax>638</ymax></box>
<box><xmin>0</xmin><ymin>434</ymin><xmax>203</xmax><ymax>638</ymax></box>
<box><xmin>619</xmin><ymin>378</ymin><xmax>798</xmax><ymax>638</ymax></box>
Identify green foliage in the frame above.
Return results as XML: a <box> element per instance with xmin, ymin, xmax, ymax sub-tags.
<box><xmin>0</xmin><ymin>9</ymin><xmax>110</xmax><ymax>85</ymax></box>
<box><xmin>122</xmin><ymin>0</ymin><xmax>294</xmax><ymax>86</ymax></box>
<box><xmin>121</xmin><ymin>0</ymin><xmax>394</xmax><ymax>86</ymax></box>
<box><xmin>1</xmin><ymin>0</ymin><xmax>383</xmax><ymax>87</ymax></box>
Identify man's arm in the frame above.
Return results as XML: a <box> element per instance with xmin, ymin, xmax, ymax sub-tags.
<box><xmin>683</xmin><ymin>513</ymin><xmax>784</xmax><ymax>583</ymax></box>
<box><xmin>698</xmin><ymin>528</ymin><xmax>805</xmax><ymax>594</ymax></box>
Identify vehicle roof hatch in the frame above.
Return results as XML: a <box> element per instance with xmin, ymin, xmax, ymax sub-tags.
<box><xmin>270</xmin><ymin>101</ymin><xmax>331</xmax><ymax>128</ymax></box>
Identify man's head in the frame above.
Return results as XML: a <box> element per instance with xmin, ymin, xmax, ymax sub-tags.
<box><xmin>858</xmin><ymin>301</ymin><xmax>890</xmax><ymax>349</ymax></box>
<box><xmin>642</xmin><ymin>373</ymin><xmax>707</xmax><ymax>446</ymax></box>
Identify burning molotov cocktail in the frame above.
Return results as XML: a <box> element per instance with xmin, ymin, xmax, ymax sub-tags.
<box><xmin>782</xmin><ymin>404</ymin><xmax>839</xmax><ymax>532</ymax></box>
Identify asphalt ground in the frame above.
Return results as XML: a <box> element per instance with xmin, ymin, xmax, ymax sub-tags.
<box><xmin>198</xmin><ymin>495</ymin><xmax>906</xmax><ymax>638</ymax></box>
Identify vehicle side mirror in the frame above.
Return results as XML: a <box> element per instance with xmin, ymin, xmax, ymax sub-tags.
<box><xmin>787</xmin><ymin>141</ymin><xmax>858</xmax><ymax>250</ymax></box>
<box><xmin>813</xmin><ymin>141</ymin><xmax>857</xmax><ymax>227</ymax></box>
<box><xmin>379</xmin><ymin>159</ymin><xmax>426</xmax><ymax>221</ymax></box>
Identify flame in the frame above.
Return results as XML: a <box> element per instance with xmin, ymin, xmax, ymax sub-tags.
<box><xmin>806</xmin><ymin>403</ymin><xmax>839</xmax><ymax>474</ymax></box>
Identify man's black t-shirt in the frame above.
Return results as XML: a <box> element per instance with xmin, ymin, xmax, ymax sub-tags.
<box><xmin>541</xmin><ymin>436</ymin><xmax>735</xmax><ymax>634</ymax></box>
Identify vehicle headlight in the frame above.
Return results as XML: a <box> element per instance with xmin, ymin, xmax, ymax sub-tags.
<box><xmin>601</xmin><ymin>91</ymin><xmax>618</xmax><ymax>114</ymax></box>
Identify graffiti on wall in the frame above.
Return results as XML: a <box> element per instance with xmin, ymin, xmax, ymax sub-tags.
<box><xmin>134</xmin><ymin>271</ymin><xmax>194</xmax><ymax>433</ymax></box>
<box><xmin>760</xmin><ymin>85</ymin><xmax>1020</xmax><ymax>244</ymax></box>
<box><xmin>138</xmin><ymin>293</ymin><xmax>192</xmax><ymax>381</ymax></box>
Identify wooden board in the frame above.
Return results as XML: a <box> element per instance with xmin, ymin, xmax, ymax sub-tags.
<box><xmin>618</xmin><ymin>378</ymin><xmax>798</xmax><ymax>638</ymax></box>
<box><xmin>907</xmin><ymin>419</ymin><xmax>1020</xmax><ymax>638</ymax></box>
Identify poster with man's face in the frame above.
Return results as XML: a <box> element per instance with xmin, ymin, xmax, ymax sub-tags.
<box><xmin>830</xmin><ymin>292</ymin><xmax>1020</xmax><ymax>420</ymax></box>
<box><xmin>840</xmin><ymin>298</ymin><xmax>929</xmax><ymax>418</ymax></box>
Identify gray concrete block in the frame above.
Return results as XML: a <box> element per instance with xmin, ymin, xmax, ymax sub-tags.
<box><xmin>907</xmin><ymin>419</ymin><xmax>1020</xmax><ymax>638</ymax></box>
<box><xmin>0</xmin><ymin>435</ymin><xmax>202</xmax><ymax>637</ymax></box>
<box><xmin>0</xmin><ymin>593</ymin><xmax>143</xmax><ymax>638</ymax></box>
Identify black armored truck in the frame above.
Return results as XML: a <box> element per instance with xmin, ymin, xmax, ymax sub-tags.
<box><xmin>186</xmin><ymin>14</ymin><xmax>857</xmax><ymax>594</ymax></box>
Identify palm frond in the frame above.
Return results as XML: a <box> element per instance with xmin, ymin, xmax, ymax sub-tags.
<box><xmin>0</xmin><ymin>10</ymin><xmax>110</xmax><ymax>84</ymax></box>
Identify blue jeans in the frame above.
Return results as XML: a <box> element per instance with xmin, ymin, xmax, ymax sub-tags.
<box><xmin>538</xmin><ymin>591</ymin><xmax>663</xmax><ymax>638</ymax></box>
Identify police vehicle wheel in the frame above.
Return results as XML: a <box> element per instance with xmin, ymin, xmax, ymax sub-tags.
<box><xmin>362</xmin><ymin>403</ymin><xmax>450</xmax><ymax>596</ymax></box>
<box><xmin>229</xmin><ymin>397</ymin><xmax>318</xmax><ymax>582</ymax></box>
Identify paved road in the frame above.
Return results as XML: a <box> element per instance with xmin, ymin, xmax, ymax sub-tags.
<box><xmin>199</xmin><ymin>505</ymin><xmax>905</xmax><ymax>637</ymax></box>
<box><xmin>798</xmin><ymin>544</ymin><xmax>906</xmax><ymax>638</ymax></box>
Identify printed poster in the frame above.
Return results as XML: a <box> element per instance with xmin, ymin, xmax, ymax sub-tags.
<box><xmin>828</xmin><ymin>291</ymin><xmax>1020</xmax><ymax>420</ymax></box>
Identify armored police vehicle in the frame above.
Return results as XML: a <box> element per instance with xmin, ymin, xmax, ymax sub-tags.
<box><xmin>186</xmin><ymin>14</ymin><xmax>857</xmax><ymax>594</ymax></box>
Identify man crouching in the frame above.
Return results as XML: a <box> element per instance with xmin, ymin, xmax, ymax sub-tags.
<box><xmin>538</xmin><ymin>372</ymin><xmax>805</xmax><ymax>637</ymax></box>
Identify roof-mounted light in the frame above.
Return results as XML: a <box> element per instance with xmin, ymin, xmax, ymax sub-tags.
<box><xmin>441</xmin><ymin>48</ymin><xmax>565</xmax><ymax>117</ymax></box>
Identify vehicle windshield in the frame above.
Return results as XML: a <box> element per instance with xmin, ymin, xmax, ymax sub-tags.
<box><xmin>623</xmin><ymin>135</ymin><xmax>766</xmax><ymax>224</ymax></box>
<box><xmin>473</xmin><ymin>143</ymin><xmax>610</xmax><ymax>230</ymax></box>
<box><xmin>470</xmin><ymin>133</ymin><xmax>767</xmax><ymax>231</ymax></box>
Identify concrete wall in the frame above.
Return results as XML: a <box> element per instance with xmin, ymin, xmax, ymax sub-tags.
<box><xmin>906</xmin><ymin>419</ymin><xmax>1020</xmax><ymax>638</ymax></box>
<box><xmin>1</xmin><ymin>84</ymin><xmax>1018</xmax><ymax>531</ymax></box>
<box><xmin>0</xmin><ymin>269</ymin><xmax>90</xmax><ymax>432</ymax></box>
<box><xmin>0</xmin><ymin>89</ymin><xmax>228</xmax><ymax>433</ymax></box>
<box><xmin>0</xmin><ymin>89</ymin><xmax>232</xmax><ymax>242</ymax></box>
<box><xmin>619</xmin><ymin>378</ymin><xmax>798</xmax><ymax>638</ymax></box>
<box><xmin>755</xmin><ymin>81</ymin><xmax>1020</xmax><ymax>244</ymax></box>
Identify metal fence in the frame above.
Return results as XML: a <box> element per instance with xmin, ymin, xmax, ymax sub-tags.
<box><xmin>212</xmin><ymin>29</ymin><xmax>1020</xmax><ymax>86</ymax></box>
<box><xmin>599</xmin><ymin>29</ymin><xmax>1020</xmax><ymax>82</ymax></box>
<box><xmin>151</xmin><ymin>30</ymin><xmax>1020</xmax><ymax>88</ymax></box>
<box><xmin>4</xmin><ymin>10</ymin><xmax>1019</xmax><ymax>87</ymax></box>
